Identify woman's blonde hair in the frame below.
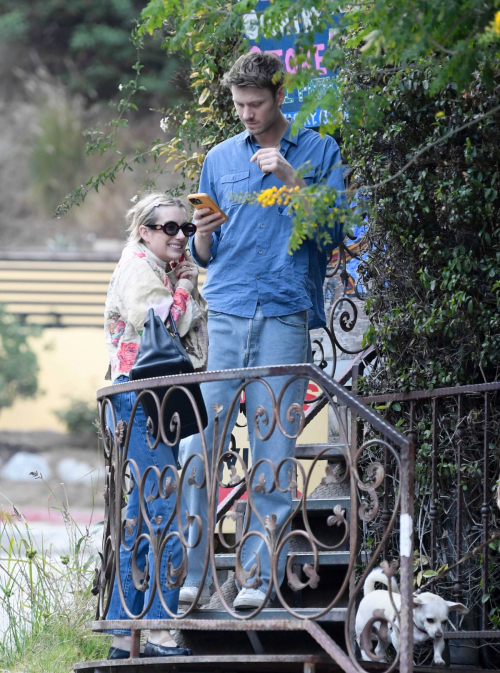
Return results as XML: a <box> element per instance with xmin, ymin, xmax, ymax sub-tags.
<box><xmin>126</xmin><ymin>192</ymin><xmax>188</xmax><ymax>244</ymax></box>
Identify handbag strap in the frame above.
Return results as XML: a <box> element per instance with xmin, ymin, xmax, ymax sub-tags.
<box><xmin>165</xmin><ymin>310</ymin><xmax>180</xmax><ymax>337</ymax></box>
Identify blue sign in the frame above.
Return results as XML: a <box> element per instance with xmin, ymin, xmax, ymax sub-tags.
<box><xmin>243</xmin><ymin>0</ymin><xmax>335</xmax><ymax>126</ymax></box>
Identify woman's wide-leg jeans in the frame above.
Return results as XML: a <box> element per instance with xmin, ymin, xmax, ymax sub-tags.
<box><xmin>105</xmin><ymin>377</ymin><xmax>183</xmax><ymax>633</ymax></box>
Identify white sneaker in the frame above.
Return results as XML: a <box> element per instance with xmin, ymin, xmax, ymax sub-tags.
<box><xmin>233</xmin><ymin>588</ymin><xmax>268</xmax><ymax>610</ymax></box>
<box><xmin>179</xmin><ymin>585</ymin><xmax>211</xmax><ymax>606</ymax></box>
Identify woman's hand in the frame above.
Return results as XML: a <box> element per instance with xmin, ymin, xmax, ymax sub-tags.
<box><xmin>175</xmin><ymin>259</ymin><xmax>198</xmax><ymax>293</ymax></box>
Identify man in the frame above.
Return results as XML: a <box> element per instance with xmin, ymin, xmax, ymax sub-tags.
<box><xmin>179</xmin><ymin>51</ymin><xmax>345</xmax><ymax>610</ymax></box>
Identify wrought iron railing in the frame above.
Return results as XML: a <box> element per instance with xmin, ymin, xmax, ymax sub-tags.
<box><xmin>353</xmin><ymin>359</ymin><xmax>500</xmax><ymax>668</ymax></box>
<box><xmin>90</xmin><ymin>363</ymin><xmax>415</xmax><ymax>673</ymax></box>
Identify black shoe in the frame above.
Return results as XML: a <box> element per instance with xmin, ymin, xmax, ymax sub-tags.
<box><xmin>107</xmin><ymin>647</ymin><xmax>130</xmax><ymax>660</ymax></box>
<box><xmin>143</xmin><ymin>642</ymin><xmax>193</xmax><ymax>657</ymax></box>
<box><xmin>106</xmin><ymin>646</ymin><xmax>144</xmax><ymax>660</ymax></box>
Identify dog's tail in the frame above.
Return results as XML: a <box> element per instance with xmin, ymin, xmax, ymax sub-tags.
<box><xmin>363</xmin><ymin>567</ymin><xmax>400</xmax><ymax>596</ymax></box>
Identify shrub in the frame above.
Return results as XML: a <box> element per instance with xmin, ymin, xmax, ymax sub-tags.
<box><xmin>341</xmin><ymin>55</ymin><xmax>500</xmax><ymax>390</ymax></box>
<box><xmin>54</xmin><ymin>398</ymin><xmax>97</xmax><ymax>437</ymax></box>
<box><xmin>0</xmin><ymin>304</ymin><xmax>39</xmax><ymax>414</ymax></box>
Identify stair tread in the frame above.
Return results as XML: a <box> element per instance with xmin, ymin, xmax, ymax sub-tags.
<box><xmin>75</xmin><ymin>653</ymin><xmax>333</xmax><ymax>671</ymax></box>
<box><xmin>178</xmin><ymin>607</ymin><xmax>348</xmax><ymax>622</ymax></box>
<box><xmin>215</xmin><ymin>550</ymin><xmax>349</xmax><ymax>567</ymax></box>
<box><xmin>216</xmin><ymin>550</ymin><xmax>349</xmax><ymax>556</ymax></box>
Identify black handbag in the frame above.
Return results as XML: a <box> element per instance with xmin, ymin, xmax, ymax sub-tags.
<box><xmin>129</xmin><ymin>308</ymin><xmax>207</xmax><ymax>441</ymax></box>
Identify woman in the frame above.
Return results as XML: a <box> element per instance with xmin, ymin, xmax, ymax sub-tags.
<box><xmin>103</xmin><ymin>192</ymin><xmax>207</xmax><ymax>659</ymax></box>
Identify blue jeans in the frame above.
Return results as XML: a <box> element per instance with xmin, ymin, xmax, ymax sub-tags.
<box><xmin>180</xmin><ymin>304</ymin><xmax>310</xmax><ymax>596</ymax></box>
<box><xmin>105</xmin><ymin>376</ymin><xmax>184</xmax><ymax>634</ymax></box>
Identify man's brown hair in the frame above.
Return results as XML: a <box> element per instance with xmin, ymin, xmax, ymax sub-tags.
<box><xmin>222</xmin><ymin>51</ymin><xmax>284</xmax><ymax>96</ymax></box>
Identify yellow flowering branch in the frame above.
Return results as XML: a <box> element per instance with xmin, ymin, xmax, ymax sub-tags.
<box><xmin>494</xmin><ymin>11</ymin><xmax>500</xmax><ymax>37</ymax></box>
<box><xmin>255</xmin><ymin>185</ymin><xmax>300</xmax><ymax>208</ymax></box>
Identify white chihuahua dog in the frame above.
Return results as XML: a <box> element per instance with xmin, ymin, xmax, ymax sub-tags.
<box><xmin>355</xmin><ymin>567</ymin><xmax>468</xmax><ymax>666</ymax></box>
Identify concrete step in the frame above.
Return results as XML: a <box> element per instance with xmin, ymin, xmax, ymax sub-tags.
<box><xmin>294</xmin><ymin>496</ymin><xmax>350</xmax><ymax>512</ymax></box>
<box><xmin>293</xmin><ymin>443</ymin><xmax>346</xmax><ymax>459</ymax></box>
<box><xmin>215</xmin><ymin>550</ymin><xmax>350</xmax><ymax>569</ymax></box>
<box><xmin>76</xmin><ymin>653</ymin><xmax>338</xmax><ymax>672</ymax></box>
<box><xmin>182</xmin><ymin>607</ymin><xmax>347</xmax><ymax>622</ymax></box>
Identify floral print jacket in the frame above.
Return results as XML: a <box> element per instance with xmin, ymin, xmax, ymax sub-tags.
<box><xmin>105</xmin><ymin>242</ymin><xmax>208</xmax><ymax>382</ymax></box>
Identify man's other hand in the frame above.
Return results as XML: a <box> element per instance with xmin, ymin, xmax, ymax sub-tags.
<box><xmin>250</xmin><ymin>148</ymin><xmax>306</xmax><ymax>189</ymax></box>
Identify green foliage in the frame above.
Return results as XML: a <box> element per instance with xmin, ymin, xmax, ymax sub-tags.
<box><xmin>0</xmin><ymin>0</ymin><xmax>181</xmax><ymax>101</ymax></box>
<box><xmin>54</xmin><ymin>398</ymin><xmax>98</xmax><ymax>437</ymax></box>
<box><xmin>29</xmin><ymin>98</ymin><xmax>86</xmax><ymax>215</ymax></box>
<box><xmin>55</xmin><ymin>0</ymin><xmax>246</xmax><ymax>215</ymax></box>
<box><xmin>55</xmin><ymin>0</ymin><xmax>499</xmax><ymax>391</ymax></box>
<box><xmin>58</xmin><ymin>0</ymin><xmax>500</xmax><ymax>232</ymax></box>
<box><xmin>0</xmin><ymin>9</ymin><xmax>28</xmax><ymax>41</ymax></box>
<box><xmin>138</xmin><ymin>0</ymin><xmax>246</xmax><ymax>192</ymax></box>
<box><xmin>342</xmin><ymin>52</ymin><xmax>500</xmax><ymax>389</ymax></box>
<box><xmin>0</xmin><ymin>495</ymin><xmax>108</xmax><ymax>669</ymax></box>
<box><xmin>0</xmin><ymin>305</ymin><xmax>39</xmax><ymax>413</ymax></box>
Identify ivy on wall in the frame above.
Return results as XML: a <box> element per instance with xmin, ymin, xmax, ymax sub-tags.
<box><xmin>340</xmin><ymin>54</ymin><xmax>500</xmax><ymax>389</ymax></box>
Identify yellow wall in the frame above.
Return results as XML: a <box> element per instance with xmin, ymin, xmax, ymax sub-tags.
<box><xmin>0</xmin><ymin>324</ymin><xmax>331</xmax><ymax>436</ymax></box>
<box><xmin>0</xmin><ymin>328</ymin><xmax>109</xmax><ymax>431</ymax></box>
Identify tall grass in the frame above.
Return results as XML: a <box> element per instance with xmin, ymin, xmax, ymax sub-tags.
<box><xmin>29</xmin><ymin>96</ymin><xmax>86</xmax><ymax>217</ymax></box>
<box><xmin>0</xmin><ymin>485</ymin><xmax>109</xmax><ymax>672</ymax></box>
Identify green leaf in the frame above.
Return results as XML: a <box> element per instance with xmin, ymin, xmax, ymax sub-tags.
<box><xmin>198</xmin><ymin>88</ymin><xmax>210</xmax><ymax>105</ymax></box>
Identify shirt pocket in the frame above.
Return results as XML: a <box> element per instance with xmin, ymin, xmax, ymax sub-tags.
<box><xmin>220</xmin><ymin>170</ymin><xmax>250</xmax><ymax>208</ymax></box>
<box><xmin>302</xmin><ymin>168</ymin><xmax>317</xmax><ymax>185</ymax></box>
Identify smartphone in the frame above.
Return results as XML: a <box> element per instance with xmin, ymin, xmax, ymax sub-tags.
<box><xmin>169</xmin><ymin>253</ymin><xmax>186</xmax><ymax>270</ymax></box>
<box><xmin>188</xmin><ymin>193</ymin><xmax>228</xmax><ymax>223</ymax></box>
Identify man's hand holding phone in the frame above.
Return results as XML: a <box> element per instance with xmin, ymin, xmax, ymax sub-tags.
<box><xmin>188</xmin><ymin>193</ymin><xmax>227</xmax><ymax>265</ymax></box>
<box><xmin>192</xmin><ymin>206</ymin><xmax>226</xmax><ymax>237</ymax></box>
<box><xmin>188</xmin><ymin>193</ymin><xmax>227</xmax><ymax>238</ymax></box>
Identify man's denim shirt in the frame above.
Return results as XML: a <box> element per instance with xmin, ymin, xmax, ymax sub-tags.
<box><xmin>189</xmin><ymin>125</ymin><xmax>345</xmax><ymax>329</ymax></box>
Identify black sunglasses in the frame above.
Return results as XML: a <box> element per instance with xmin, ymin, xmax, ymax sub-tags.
<box><xmin>145</xmin><ymin>221</ymin><xmax>197</xmax><ymax>237</ymax></box>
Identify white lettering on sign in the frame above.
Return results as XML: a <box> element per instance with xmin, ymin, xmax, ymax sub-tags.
<box><xmin>243</xmin><ymin>7</ymin><xmax>321</xmax><ymax>41</ymax></box>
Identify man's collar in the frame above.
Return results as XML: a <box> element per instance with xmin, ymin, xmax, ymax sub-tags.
<box><xmin>238</xmin><ymin>129</ymin><xmax>251</xmax><ymax>144</ymax></box>
<box><xmin>239</xmin><ymin>121</ymin><xmax>300</xmax><ymax>147</ymax></box>
<box><xmin>283</xmin><ymin>121</ymin><xmax>299</xmax><ymax>145</ymax></box>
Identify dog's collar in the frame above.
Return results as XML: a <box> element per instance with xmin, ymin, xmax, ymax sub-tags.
<box><xmin>413</xmin><ymin>621</ymin><xmax>429</xmax><ymax>636</ymax></box>
<box><xmin>393</xmin><ymin>614</ymin><xmax>429</xmax><ymax>637</ymax></box>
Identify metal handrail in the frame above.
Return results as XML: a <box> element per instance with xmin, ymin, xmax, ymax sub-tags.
<box><xmin>94</xmin><ymin>362</ymin><xmax>414</xmax><ymax>673</ymax></box>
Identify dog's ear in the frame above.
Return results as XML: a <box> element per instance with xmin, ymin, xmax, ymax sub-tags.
<box><xmin>413</xmin><ymin>595</ymin><xmax>424</xmax><ymax>608</ymax></box>
<box><xmin>446</xmin><ymin>602</ymin><xmax>468</xmax><ymax>614</ymax></box>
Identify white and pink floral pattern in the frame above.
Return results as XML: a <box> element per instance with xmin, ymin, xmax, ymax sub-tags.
<box><xmin>104</xmin><ymin>242</ymin><xmax>208</xmax><ymax>381</ymax></box>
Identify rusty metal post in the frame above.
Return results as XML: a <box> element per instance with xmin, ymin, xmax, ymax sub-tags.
<box><xmin>430</xmin><ymin>398</ymin><xmax>438</xmax><ymax>567</ymax></box>
<box><xmin>399</xmin><ymin>402</ymin><xmax>416</xmax><ymax>673</ymax></box>
<box><xmin>382</xmin><ymin>444</ymin><xmax>391</xmax><ymax>561</ymax></box>
<box><xmin>481</xmin><ymin>392</ymin><xmax>490</xmax><ymax>630</ymax></box>
<box><xmin>348</xmin><ymin>364</ymin><xmax>360</xmax><ymax>652</ymax></box>
<box><xmin>454</xmin><ymin>395</ymin><xmax>464</xmax><ymax>605</ymax></box>
<box><xmin>130</xmin><ymin>628</ymin><xmax>141</xmax><ymax>658</ymax></box>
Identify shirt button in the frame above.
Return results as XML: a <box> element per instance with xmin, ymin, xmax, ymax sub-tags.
<box><xmin>256</xmin><ymin>275</ymin><xmax>260</xmax><ymax>280</ymax></box>
<box><xmin>260</xmin><ymin>224</ymin><xmax>264</xmax><ymax>228</ymax></box>
<box><xmin>258</xmin><ymin>250</ymin><xmax>263</xmax><ymax>254</ymax></box>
